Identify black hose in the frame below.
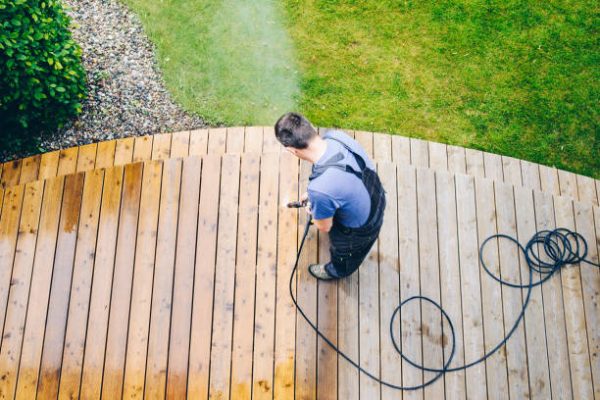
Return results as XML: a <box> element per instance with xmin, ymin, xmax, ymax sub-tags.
<box><xmin>289</xmin><ymin>217</ymin><xmax>599</xmax><ymax>391</ymax></box>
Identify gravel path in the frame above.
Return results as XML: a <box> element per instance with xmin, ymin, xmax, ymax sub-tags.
<box><xmin>2</xmin><ymin>0</ymin><xmax>205</xmax><ymax>162</ymax></box>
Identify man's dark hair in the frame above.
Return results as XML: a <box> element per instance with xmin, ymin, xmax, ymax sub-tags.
<box><xmin>274</xmin><ymin>112</ymin><xmax>317</xmax><ymax>149</ymax></box>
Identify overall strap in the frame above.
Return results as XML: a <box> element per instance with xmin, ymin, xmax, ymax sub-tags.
<box><xmin>322</xmin><ymin>134</ymin><xmax>369</xmax><ymax>172</ymax></box>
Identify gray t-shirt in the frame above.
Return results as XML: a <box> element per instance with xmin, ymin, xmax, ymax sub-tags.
<box><xmin>307</xmin><ymin>130</ymin><xmax>375</xmax><ymax>228</ymax></box>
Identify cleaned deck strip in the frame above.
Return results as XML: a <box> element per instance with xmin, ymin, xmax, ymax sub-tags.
<box><xmin>494</xmin><ymin>182</ymin><xmax>530</xmax><ymax>400</ymax></box>
<box><xmin>80</xmin><ymin>166</ymin><xmax>124</xmax><ymax>400</ymax></box>
<box><xmin>189</xmin><ymin>129</ymin><xmax>209</xmax><ymax>156</ymax></box>
<box><xmin>151</xmin><ymin>133</ymin><xmax>172</xmax><ymax>161</ymax></box>
<box><xmin>465</xmin><ymin>148</ymin><xmax>484</xmax><ymax>178</ymax></box>
<box><xmin>36</xmin><ymin>174</ymin><xmax>84</xmax><ymax>399</ymax></box>
<box><xmin>397</xmin><ymin>166</ymin><xmax>423</xmax><ymax>400</ymax></box>
<box><xmin>295</xmin><ymin>160</ymin><xmax>319</xmax><ymax>400</ymax></box>
<box><xmin>391</xmin><ymin>135</ymin><xmax>410</xmax><ymax>166</ymax></box>
<box><xmin>417</xmin><ymin>168</ymin><xmax>445</xmax><ymax>399</ymax></box>
<box><xmin>455</xmin><ymin>174</ymin><xmax>487</xmax><ymax>400</ymax></box>
<box><xmin>428</xmin><ymin>141</ymin><xmax>447</xmax><ymax>171</ymax></box>
<box><xmin>187</xmin><ymin>154</ymin><xmax>221</xmax><ymax>400</ymax></box>
<box><xmin>95</xmin><ymin>140</ymin><xmax>117</xmax><ymax>170</ymax></box>
<box><xmin>102</xmin><ymin>162</ymin><xmax>144</xmax><ymax>400</ymax></box>
<box><xmin>379</xmin><ymin>162</ymin><xmax>403</xmax><ymax>400</ymax></box>
<box><xmin>208</xmin><ymin>128</ymin><xmax>227</xmax><ymax>154</ymax></box>
<box><xmin>253</xmin><ymin>152</ymin><xmax>282</xmax><ymax>400</ymax></box>
<box><xmin>534</xmin><ymin>190</ymin><xmax>573</xmax><ymax>399</ymax></box>
<box><xmin>554</xmin><ymin>195</ymin><xmax>594</xmax><ymax>399</ymax></box>
<box><xmin>409</xmin><ymin>138</ymin><xmax>428</xmax><ymax>168</ymax></box>
<box><xmin>170</xmin><ymin>131</ymin><xmax>190</xmax><ymax>158</ymax></box>
<box><xmin>208</xmin><ymin>154</ymin><xmax>241</xmax><ymax>399</ymax></box>
<box><xmin>483</xmin><ymin>152</ymin><xmax>503</xmax><ymax>181</ymax></box>
<box><xmin>15</xmin><ymin>177</ymin><xmax>64</xmax><ymax>399</ymax></box>
<box><xmin>114</xmin><ymin>137</ymin><xmax>135</xmax><ymax>166</ymax></box>
<box><xmin>226</xmin><ymin>127</ymin><xmax>245</xmax><ymax>153</ymax></box>
<box><xmin>76</xmin><ymin>143</ymin><xmax>97</xmax><ymax>173</ymax></box>
<box><xmin>0</xmin><ymin>182</ymin><xmax>41</xmax><ymax>400</ymax></box>
<box><xmin>145</xmin><ymin>159</ymin><xmax>182</xmax><ymax>399</ymax></box>
<box><xmin>436</xmin><ymin>171</ymin><xmax>467</xmax><ymax>399</ymax></box>
<box><xmin>133</xmin><ymin>135</ymin><xmax>153</xmax><ymax>162</ymax></box>
<box><xmin>58</xmin><ymin>170</ymin><xmax>104</xmax><ymax>400</ymax></box>
<box><xmin>501</xmin><ymin>156</ymin><xmax>522</xmax><ymax>187</ymax></box>
<box><xmin>272</xmin><ymin>152</ymin><xmax>298</xmax><ymax>399</ymax></box>
<box><xmin>230</xmin><ymin>153</ymin><xmax>260</xmax><ymax>400</ymax></box>
<box><xmin>574</xmin><ymin>200</ymin><xmax>600</xmax><ymax>399</ymax></box>
<box><xmin>514</xmin><ymin>185</ymin><xmax>551</xmax><ymax>400</ymax></box>
<box><xmin>165</xmin><ymin>156</ymin><xmax>201</xmax><ymax>400</ymax></box>
<box><xmin>374</xmin><ymin>132</ymin><xmax>392</xmax><ymax>162</ymax></box>
<box><xmin>122</xmin><ymin>161</ymin><xmax>163</xmax><ymax>400</ymax></box>
<box><xmin>244</xmin><ymin>126</ymin><xmax>263</xmax><ymax>153</ymax></box>
<box><xmin>447</xmin><ymin>145</ymin><xmax>466</xmax><ymax>174</ymax></box>
<box><xmin>475</xmin><ymin>178</ymin><xmax>509</xmax><ymax>397</ymax></box>
<box><xmin>262</xmin><ymin>126</ymin><xmax>280</xmax><ymax>153</ymax></box>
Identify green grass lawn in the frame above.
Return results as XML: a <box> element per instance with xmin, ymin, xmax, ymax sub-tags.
<box><xmin>121</xmin><ymin>0</ymin><xmax>599</xmax><ymax>177</ymax></box>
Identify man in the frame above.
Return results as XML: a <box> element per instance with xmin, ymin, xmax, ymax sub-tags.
<box><xmin>274</xmin><ymin>112</ymin><xmax>386</xmax><ymax>280</ymax></box>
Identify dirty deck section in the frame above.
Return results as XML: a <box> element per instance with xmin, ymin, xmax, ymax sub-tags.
<box><xmin>0</xmin><ymin>127</ymin><xmax>598</xmax><ymax>399</ymax></box>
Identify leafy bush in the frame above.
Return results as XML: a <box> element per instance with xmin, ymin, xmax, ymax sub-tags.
<box><xmin>0</xmin><ymin>0</ymin><xmax>87</xmax><ymax>149</ymax></box>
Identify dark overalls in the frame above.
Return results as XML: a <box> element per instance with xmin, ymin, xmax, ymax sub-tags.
<box><xmin>309</xmin><ymin>136</ymin><xmax>386</xmax><ymax>278</ymax></box>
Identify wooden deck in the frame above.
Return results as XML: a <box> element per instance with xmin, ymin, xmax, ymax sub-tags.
<box><xmin>0</xmin><ymin>127</ymin><xmax>598</xmax><ymax>399</ymax></box>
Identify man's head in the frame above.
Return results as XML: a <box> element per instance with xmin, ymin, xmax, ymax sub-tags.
<box><xmin>274</xmin><ymin>112</ymin><xmax>317</xmax><ymax>150</ymax></box>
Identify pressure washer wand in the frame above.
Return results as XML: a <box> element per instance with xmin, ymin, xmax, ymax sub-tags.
<box><xmin>286</xmin><ymin>199</ymin><xmax>308</xmax><ymax>208</ymax></box>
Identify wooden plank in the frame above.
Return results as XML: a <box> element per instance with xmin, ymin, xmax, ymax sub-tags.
<box><xmin>379</xmin><ymin>162</ymin><xmax>402</xmax><ymax>400</ymax></box>
<box><xmin>133</xmin><ymin>135</ymin><xmax>153</xmax><ymax>162</ymax></box>
<box><xmin>417</xmin><ymin>168</ymin><xmax>445</xmax><ymax>398</ymax></box>
<box><xmin>465</xmin><ymin>148</ymin><xmax>484</xmax><ymax>178</ymax></box>
<box><xmin>483</xmin><ymin>152</ymin><xmax>503</xmax><ymax>181</ymax></box>
<box><xmin>494</xmin><ymin>182</ymin><xmax>529</xmax><ymax>399</ymax></box>
<box><xmin>58</xmin><ymin>170</ymin><xmax>104</xmax><ymax>400</ymax></box>
<box><xmin>114</xmin><ymin>137</ymin><xmax>135</xmax><ymax>166</ymax></box>
<box><xmin>36</xmin><ymin>173</ymin><xmax>84</xmax><ymax>399</ymax></box>
<box><xmin>208</xmin><ymin>128</ymin><xmax>227</xmax><ymax>154</ymax></box>
<box><xmin>76</xmin><ymin>143</ymin><xmax>97</xmax><ymax>173</ymax></box>
<box><xmin>188</xmin><ymin>154</ymin><xmax>221</xmax><ymax>399</ymax></box>
<box><xmin>576</xmin><ymin>174</ymin><xmax>598</xmax><ymax>206</ymax></box>
<box><xmin>170</xmin><ymin>131</ymin><xmax>190</xmax><ymax>158</ymax></box>
<box><xmin>0</xmin><ymin>185</ymin><xmax>25</xmax><ymax>330</ymax></box>
<box><xmin>96</xmin><ymin>140</ymin><xmax>117</xmax><ymax>169</ymax></box>
<box><xmin>1</xmin><ymin>160</ymin><xmax>22</xmax><ymax>189</ymax></box>
<box><xmin>455</xmin><ymin>174</ymin><xmax>487</xmax><ymax>399</ymax></box>
<box><xmin>554</xmin><ymin>195</ymin><xmax>594</xmax><ymax>399</ymax></box>
<box><xmin>521</xmin><ymin>160</ymin><xmax>541</xmax><ymax>192</ymax></box>
<box><xmin>121</xmin><ymin>161</ymin><xmax>163</xmax><ymax>399</ymax></box>
<box><xmin>262</xmin><ymin>126</ymin><xmax>280</xmax><ymax>153</ymax></box>
<box><xmin>447</xmin><ymin>145</ymin><xmax>466</xmax><ymax>174</ymax></box>
<box><xmin>208</xmin><ymin>154</ymin><xmax>240</xmax><ymax>399</ymax></box>
<box><xmin>230</xmin><ymin>154</ymin><xmax>260</xmax><ymax>400</ymax></box>
<box><xmin>38</xmin><ymin>151</ymin><xmax>60</xmax><ymax>181</ymax></box>
<box><xmin>0</xmin><ymin>182</ymin><xmax>41</xmax><ymax>400</ymax></box>
<box><xmin>244</xmin><ymin>126</ymin><xmax>264</xmax><ymax>153</ymax></box>
<box><xmin>436</xmin><ymin>171</ymin><xmax>467</xmax><ymax>399</ymax></box>
<box><xmin>474</xmin><ymin>178</ymin><xmax>509</xmax><ymax>396</ymax></box>
<box><xmin>102</xmin><ymin>162</ymin><xmax>143</xmax><ymax>400</ymax></box>
<box><xmin>189</xmin><ymin>129</ymin><xmax>209</xmax><ymax>156</ymax></box>
<box><xmin>354</xmin><ymin>131</ymin><xmax>373</xmax><ymax>157</ymax></box>
<box><xmin>151</xmin><ymin>133</ymin><xmax>172</xmax><ymax>161</ymax></box>
<box><xmin>558</xmin><ymin>170</ymin><xmax>578</xmax><ymax>199</ymax></box>
<box><xmin>14</xmin><ymin>177</ymin><xmax>64</xmax><ymax>398</ymax></box>
<box><xmin>539</xmin><ymin>166</ymin><xmax>560</xmax><ymax>196</ymax></box>
<box><xmin>316</xmin><ymin>231</ymin><xmax>337</xmax><ymax>400</ymax></box>
<box><xmin>513</xmin><ymin>186</ymin><xmax>551</xmax><ymax>399</ymax></box>
<box><xmin>226</xmin><ymin>127</ymin><xmax>245</xmax><ymax>153</ymax></box>
<box><xmin>57</xmin><ymin>147</ymin><xmax>78</xmax><ymax>176</ymax></box>
<box><xmin>397</xmin><ymin>166</ymin><xmax>422</xmax><ymax>399</ymax></box>
<box><xmin>19</xmin><ymin>155</ymin><xmax>41</xmax><ymax>185</ymax></box>
<box><xmin>410</xmin><ymin>138</ymin><xmax>429</xmax><ymax>168</ymax></box>
<box><xmin>165</xmin><ymin>157</ymin><xmax>200</xmax><ymax>400</ymax></box>
<box><xmin>574</xmin><ymin>201</ymin><xmax>600</xmax><ymax>399</ymax></box>
<box><xmin>391</xmin><ymin>135</ymin><xmax>410</xmax><ymax>165</ymax></box>
<box><xmin>79</xmin><ymin>166</ymin><xmax>124</xmax><ymax>400</ymax></box>
<box><xmin>295</xmin><ymin>160</ymin><xmax>318</xmax><ymax>400</ymax></box>
<box><xmin>145</xmin><ymin>159</ymin><xmax>182</xmax><ymax>399</ymax></box>
<box><xmin>428</xmin><ymin>141</ymin><xmax>447</xmax><ymax>171</ymax></box>
<box><xmin>501</xmin><ymin>156</ymin><xmax>522</xmax><ymax>187</ymax></box>
<box><xmin>533</xmin><ymin>190</ymin><xmax>572</xmax><ymax>398</ymax></box>
<box><xmin>271</xmin><ymin>152</ymin><xmax>299</xmax><ymax>399</ymax></box>
<box><xmin>373</xmin><ymin>132</ymin><xmax>392</xmax><ymax>162</ymax></box>
<box><xmin>253</xmin><ymin>152</ymin><xmax>285</xmax><ymax>400</ymax></box>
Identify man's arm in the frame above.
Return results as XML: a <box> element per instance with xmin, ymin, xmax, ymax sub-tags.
<box><xmin>313</xmin><ymin>216</ymin><xmax>333</xmax><ymax>233</ymax></box>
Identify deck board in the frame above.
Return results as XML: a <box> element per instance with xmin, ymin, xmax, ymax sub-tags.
<box><xmin>0</xmin><ymin>134</ymin><xmax>599</xmax><ymax>400</ymax></box>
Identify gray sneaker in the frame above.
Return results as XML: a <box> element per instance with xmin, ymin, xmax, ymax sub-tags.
<box><xmin>308</xmin><ymin>263</ymin><xmax>337</xmax><ymax>281</ymax></box>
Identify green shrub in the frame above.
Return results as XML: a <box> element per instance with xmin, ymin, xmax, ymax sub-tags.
<box><xmin>0</xmin><ymin>0</ymin><xmax>87</xmax><ymax>150</ymax></box>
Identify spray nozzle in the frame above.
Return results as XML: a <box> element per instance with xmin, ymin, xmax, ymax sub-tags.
<box><xmin>287</xmin><ymin>199</ymin><xmax>308</xmax><ymax>208</ymax></box>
